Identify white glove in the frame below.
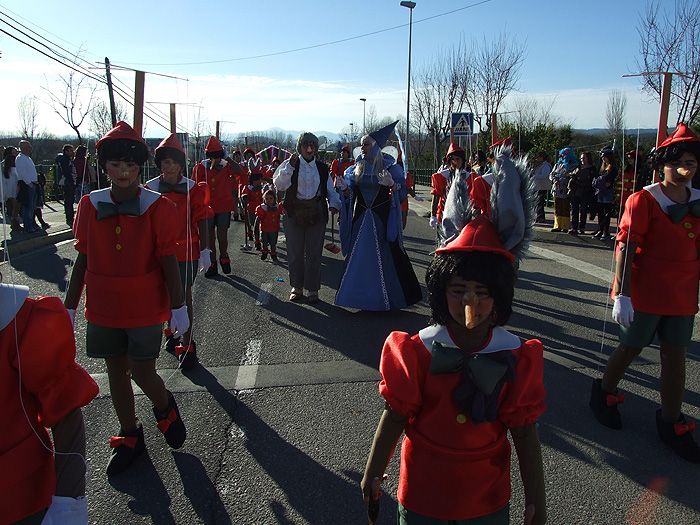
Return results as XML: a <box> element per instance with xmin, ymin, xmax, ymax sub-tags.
<box><xmin>66</xmin><ymin>308</ymin><xmax>76</xmax><ymax>328</ymax></box>
<box><xmin>429</xmin><ymin>215</ymin><xmax>438</xmax><ymax>229</ymax></box>
<box><xmin>198</xmin><ymin>248</ymin><xmax>212</xmax><ymax>272</ymax></box>
<box><xmin>169</xmin><ymin>305</ymin><xmax>190</xmax><ymax>338</ymax></box>
<box><xmin>377</xmin><ymin>169</ymin><xmax>394</xmax><ymax>187</ymax></box>
<box><xmin>42</xmin><ymin>495</ymin><xmax>88</xmax><ymax>524</ymax></box>
<box><xmin>612</xmin><ymin>294</ymin><xmax>634</xmax><ymax>328</ymax></box>
<box><xmin>334</xmin><ymin>176</ymin><xmax>348</xmax><ymax>191</ymax></box>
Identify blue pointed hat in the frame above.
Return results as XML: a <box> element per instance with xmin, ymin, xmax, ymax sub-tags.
<box><xmin>369</xmin><ymin>120</ymin><xmax>399</xmax><ymax>149</ymax></box>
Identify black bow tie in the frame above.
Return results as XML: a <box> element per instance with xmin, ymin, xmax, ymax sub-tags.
<box><xmin>667</xmin><ymin>199</ymin><xmax>700</xmax><ymax>223</ymax></box>
<box><xmin>96</xmin><ymin>198</ymin><xmax>140</xmax><ymax>220</ymax></box>
<box><xmin>160</xmin><ymin>181</ymin><xmax>189</xmax><ymax>194</ymax></box>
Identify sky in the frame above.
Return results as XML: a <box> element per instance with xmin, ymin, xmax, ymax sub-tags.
<box><xmin>0</xmin><ymin>0</ymin><xmax>678</xmax><ymax>140</ymax></box>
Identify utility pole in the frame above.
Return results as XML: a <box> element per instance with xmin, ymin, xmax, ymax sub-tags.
<box><xmin>104</xmin><ymin>57</ymin><xmax>117</xmax><ymax>127</ymax></box>
<box><xmin>133</xmin><ymin>70</ymin><xmax>145</xmax><ymax>136</ymax></box>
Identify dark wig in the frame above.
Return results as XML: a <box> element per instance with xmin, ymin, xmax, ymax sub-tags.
<box><xmin>154</xmin><ymin>147</ymin><xmax>186</xmax><ymax>169</ymax></box>
<box><xmin>97</xmin><ymin>138</ymin><xmax>148</xmax><ymax>169</ymax></box>
<box><xmin>426</xmin><ymin>251</ymin><xmax>515</xmax><ymax>326</ymax></box>
<box><xmin>650</xmin><ymin>142</ymin><xmax>700</xmax><ymax>170</ymax></box>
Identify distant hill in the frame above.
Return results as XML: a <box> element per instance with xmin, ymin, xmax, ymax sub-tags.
<box><xmin>573</xmin><ymin>128</ymin><xmax>659</xmax><ymax>136</ymax></box>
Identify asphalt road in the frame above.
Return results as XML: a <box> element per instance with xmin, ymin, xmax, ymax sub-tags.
<box><xmin>3</xmin><ymin>198</ymin><xmax>700</xmax><ymax>525</ymax></box>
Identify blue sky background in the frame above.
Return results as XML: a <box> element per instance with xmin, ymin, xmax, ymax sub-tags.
<box><xmin>0</xmin><ymin>0</ymin><xmax>676</xmax><ymax>138</ymax></box>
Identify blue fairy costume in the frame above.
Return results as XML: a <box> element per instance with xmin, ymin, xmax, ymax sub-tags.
<box><xmin>336</xmin><ymin>121</ymin><xmax>422</xmax><ymax>310</ymax></box>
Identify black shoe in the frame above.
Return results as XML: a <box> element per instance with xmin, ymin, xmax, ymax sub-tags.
<box><xmin>261</xmin><ymin>252</ymin><xmax>268</xmax><ymax>260</ymax></box>
<box><xmin>656</xmin><ymin>409</ymin><xmax>700</xmax><ymax>463</ymax></box>
<box><xmin>220</xmin><ymin>256</ymin><xmax>231</xmax><ymax>275</ymax></box>
<box><xmin>165</xmin><ymin>333</ymin><xmax>181</xmax><ymax>354</ymax></box>
<box><xmin>176</xmin><ymin>341</ymin><xmax>199</xmax><ymax>371</ymax></box>
<box><xmin>271</xmin><ymin>253</ymin><xmax>278</xmax><ymax>262</ymax></box>
<box><xmin>154</xmin><ymin>391</ymin><xmax>186</xmax><ymax>449</ymax></box>
<box><xmin>106</xmin><ymin>424</ymin><xmax>145</xmax><ymax>476</ymax></box>
<box><xmin>592</xmin><ymin>231</ymin><xmax>603</xmax><ymax>238</ymax></box>
<box><xmin>254</xmin><ymin>241</ymin><xmax>262</xmax><ymax>251</ymax></box>
<box><xmin>589</xmin><ymin>379</ymin><xmax>623</xmax><ymax>429</ymax></box>
<box><xmin>204</xmin><ymin>262</ymin><xmax>218</xmax><ymax>278</ymax></box>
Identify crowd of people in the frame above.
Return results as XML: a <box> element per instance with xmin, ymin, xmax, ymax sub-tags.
<box><xmin>3</xmin><ymin>119</ymin><xmax>700</xmax><ymax>524</ymax></box>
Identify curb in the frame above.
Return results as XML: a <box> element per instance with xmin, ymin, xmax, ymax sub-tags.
<box><xmin>0</xmin><ymin>229</ymin><xmax>73</xmax><ymax>260</ymax></box>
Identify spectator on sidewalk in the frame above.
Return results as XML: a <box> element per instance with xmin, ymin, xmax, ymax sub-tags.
<box><xmin>14</xmin><ymin>140</ymin><xmax>40</xmax><ymax>233</ymax></box>
<box><xmin>531</xmin><ymin>151</ymin><xmax>551</xmax><ymax>223</ymax></box>
<box><xmin>34</xmin><ymin>168</ymin><xmax>50</xmax><ymax>230</ymax></box>
<box><xmin>549</xmin><ymin>147</ymin><xmax>578</xmax><ymax>232</ymax></box>
<box><xmin>568</xmin><ymin>151</ymin><xmax>596</xmax><ymax>234</ymax></box>
<box><xmin>2</xmin><ymin>146</ymin><xmax>22</xmax><ymax>231</ymax></box>
<box><xmin>56</xmin><ymin>144</ymin><xmax>77</xmax><ymax>227</ymax></box>
<box><xmin>592</xmin><ymin>147</ymin><xmax>618</xmax><ymax>240</ymax></box>
<box><xmin>74</xmin><ymin>144</ymin><xmax>96</xmax><ymax>197</ymax></box>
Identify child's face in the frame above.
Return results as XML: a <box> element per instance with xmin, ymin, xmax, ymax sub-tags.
<box><xmin>662</xmin><ymin>152</ymin><xmax>698</xmax><ymax>187</ymax></box>
<box><xmin>160</xmin><ymin>157</ymin><xmax>182</xmax><ymax>182</ymax></box>
<box><xmin>264</xmin><ymin>194</ymin><xmax>275</xmax><ymax>206</ymax></box>
<box><xmin>445</xmin><ymin>276</ymin><xmax>495</xmax><ymax>330</ymax></box>
<box><xmin>106</xmin><ymin>160</ymin><xmax>140</xmax><ymax>189</ymax></box>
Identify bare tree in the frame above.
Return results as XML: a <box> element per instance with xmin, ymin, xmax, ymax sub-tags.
<box><xmin>461</xmin><ymin>33</ymin><xmax>526</xmax><ymax>142</ymax></box>
<box><xmin>90</xmin><ymin>98</ymin><xmax>128</xmax><ymax>139</ymax></box>
<box><xmin>637</xmin><ymin>0</ymin><xmax>700</xmax><ymax>124</ymax></box>
<box><xmin>606</xmin><ymin>90</ymin><xmax>627</xmax><ymax>143</ymax></box>
<box><xmin>43</xmin><ymin>48</ymin><xmax>98</xmax><ymax>143</ymax></box>
<box><xmin>17</xmin><ymin>95</ymin><xmax>40</xmax><ymax>140</ymax></box>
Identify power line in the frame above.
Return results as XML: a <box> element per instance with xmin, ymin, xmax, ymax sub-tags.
<box><xmin>112</xmin><ymin>0</ymin><xmax>494</xmax><ymax>67</ymax></box>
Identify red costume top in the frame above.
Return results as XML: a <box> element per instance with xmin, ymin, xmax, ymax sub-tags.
<box><xmin>618</xmin><ymin>166</ymin><xmax>636</xmax><ymax>210</ymax></box>
<box><xmin>145</xmin><ymin>176</ymin><xmax>214</xmax><ymax>262</ymax></box>
<box><xmin>615</xmin><ymin>183</ymin><xmax>700</xmax><ymax>316</ymax></box>
<box><xmin>379</xmin><ymin>325</ymin><xmax>545</xmax><ymax>520</ymax></box>
<box><xmin>330</xmin><ymin>158</ymin><xmax>355</xmax><ymax>182</ymax></box>
<box><xmin>430</xmin><ymin>168</ymin><xmax>452</xmax><ymax>221</ymax></box>
<box><xmin>238</xmin><ymin>168</ymin><xmax>250</xmax><ymax>198</ymax></box>
<box><xmin>0</xmin><ymin>286</ymin><xmax>98</xmax><ymax>524</ymax></box>
<box><xmin>73</xmin><ymin>188</ymin><xmax>178</xmax><ymax>328</ymax></box>
<box><xmin>471</xmin><ymin>172</ymin><xmax>493</xmax><ymax>216</ymax></box>
<box><xmin>255</xmin><ymin>203</ymin><xmax>285</xmax><ymax>233</ymax></box>
<box><xmin>192</xmin><ymin>159</ymin><xmax>236</xmax><ymax>213</ymax></box>
<box><xmin>241</xmin><ymin>184</ymin><xmax>264</xmax><ymax>214</ymax></box>
<box><xmin>400</xmin><ymin>172</ymin><xmax>414</xmax><ymax>213</ymax></box>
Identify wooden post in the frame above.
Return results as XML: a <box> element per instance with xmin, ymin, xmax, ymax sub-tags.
<box><xmin>104</xmin><ymin>57</ymin><xmax>117</xmax><ymax>127</ymax></box>
<box><xmin>215</xmin><ymin>121</ymin><xmax>220</xmax><ymax>139</ymax></box>
<box><xmin>133</xmin><ymin>70</ymin><xmax>145</xmax><ymax>136</ymax></box>
<box><xmin>656</xmin><ymin>72</ymin><xmax>673</xmax><ymax>147</ymax></box>
<box><xmin>169</xmin><ymin>103</ymin><xmax>177</xmax><ymax>134</ymax></box>
<box><xmin>491</xmin><ymin>113</ymin><xmax>498</xmax><ymax>146</ymax></box>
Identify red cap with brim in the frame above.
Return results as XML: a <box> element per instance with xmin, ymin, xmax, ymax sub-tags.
<box><xmin>435</xmin><ymin>215</ymin><xmax>515</xmax><ymax>262</ymax></box>
<box><xmin>446</xmin><ymin>142</ymin><xmax>465</xmax><ymax>158</ymax></box>
<box><xmin>205</xmin><ymin>136</ymin><xmax>224</xmax><ymax>153</ymax></box>
<box><xmin>96</xmin><ymin>121</ymin><xmax>146</xmax><ymax>150</ymax></box>
<box><xmin>490</xmin><ymin>137</ymin><xmax>512</xmax><ymax>150</ymax></box>
<box><xmin>658</xmin><ymin>123</ymin><xmax>700</xmax><ymax>151</ymax></box>
<box><xmin>156</xmin><ymin>133</ymin><xmax>184</xmax><ymax>154</ymax></box>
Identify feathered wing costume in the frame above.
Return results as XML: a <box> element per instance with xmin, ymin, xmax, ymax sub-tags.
<box><xmin>441</xmin><ymin>144</ymin><xmax>537</xmax><ymax>263</ymax></box>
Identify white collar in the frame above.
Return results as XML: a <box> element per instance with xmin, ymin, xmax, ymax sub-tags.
<box><xmin>0</xmin><ymin>283</ymin><xmax>29</xmax><ymax>331</ymax></box>
<box><xmin>644</xmin><ymin>182</ymin><xmax>700</xmax><ymax>214</ymax></box>
<box><xmin>481</xmin><ymin>173</ymin><xmax>495</xmax><ymax>186</ymax></box>
<box><xmin>418</xmin><ymin>324</ymin><xmax>520</xmax><ymax>355</ymax></box>
<box><xmin>300</xmin><ymin>156</ymin><xmax>316</xmax><ymax>167</ymax></box>
<box><xmin>88</xmin><ymin>187</ymin><xmax>160</xmax><ymax>215</ymax></box>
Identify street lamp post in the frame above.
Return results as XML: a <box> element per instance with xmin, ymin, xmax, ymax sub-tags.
<box><xmin>400</xmin><ymin>1</ymin><xmax>416</xmax><ymax>176</ymax></box>
<box><xmin>349</xmin><ymin>122</ymin><xmax>354</xmax><ymax>143</ymax></box>
<box><xmin>360</xmin><ymin>97</ymin><xmax>367</xmax><ymax>134</ymax></box>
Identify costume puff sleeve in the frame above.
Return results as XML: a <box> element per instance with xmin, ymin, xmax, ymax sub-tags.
<box><xmin>378</xmin><ymin>331</ymin><xmax>428</xmax><ymax>419</ymax></box>
<box><xmin>14</xmin><ymin>297</ymin><xmax>98</xmax><ymax>427</ymax></box>
<box><xmin>192</xmin><ymin>182</ymin><xmax>214</xmax><ymax>222</ymax></box>
<box><xmin>498</xmin><ymin>339</ymin><xmax>546</xmax><ymax>428</ymax></box>
<box><xmin>152</xmin><ymin>197</ymin><xmax>179</xmax><ymax>257</ymax></box>
<box><xmin>431</xmin><ymin>172</ymin><xmax>445</xmax><ymax>196</ymax></box>
<box><xmin>72</xmin><ymin>194</ymin><xmax>93</xmax><ymax>254</ymax></box>
<box><xmin>616</xmin><ymin>190</ymin><xmax>650</xmax><ymax>245</ymax></box>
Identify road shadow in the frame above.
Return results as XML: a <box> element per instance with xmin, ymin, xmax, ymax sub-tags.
<box><xmin>171</xmin><ymin>451</ymin><xmax>232</xmax><ymax>524</ymax></box>
<box><xmin>8</xmin><ymin>244</ymin><xmax>72</xmax><ymax>291</ymax></box>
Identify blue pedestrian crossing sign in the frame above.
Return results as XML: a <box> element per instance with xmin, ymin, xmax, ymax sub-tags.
<box><xmin>451</xmin><ymin>112</ymin><xmax>474</xmax><ymax>136</ymax></box>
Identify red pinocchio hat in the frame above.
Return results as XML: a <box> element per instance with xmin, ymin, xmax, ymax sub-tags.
<box><xmin>156</xmin><ymin>133</ymin><xmax>185</xmax><ymax>154</ymax></box>
<box><xmin>446</xmin><ymin>142</ymin><xmax>466</xmax><ymax>160</ymax></box>
<box><xmin>96</xmin><ymin>120</ymin><xmax>147</xmax><ymax>149</ymax></box>
<box><xmin>155</xmin><ymin>133</ymin><xmax>186</xmax><ymax>167</ymax></box>
<box><xmin>96</xmin><ymin>120</ymin><xmax>149</xmax><ymax>165</ymax></box>
<box><xmin>490</xmin><ymin>136</ymin><xmax>512</xmax><ymax>150</ymax></box>
<box><xmin>658</xmin><ymin>123</ymin><xmax>700</xmax><ymax>151</ymax></box>
<box><xmin>435</xmin><ymin>215</ymin><xmax>515</xmax><ymax>262</ymax></box>
<box><xmin>205</xmin><ymin>136</ymin><xmax>224</xmax><ymax>153</ymax></box>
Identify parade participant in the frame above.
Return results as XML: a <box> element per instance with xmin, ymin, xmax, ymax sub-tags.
<box><xmin>591</xmin><ymin>147</ymin><xmax>617</xmax><ymax>240</ymax></box>
<box><xmin>254</xmin><ymin>189</ymin><xmax>284</xmax><ymax>262</ymax></box>
<box><xmin>361</xmin><ymin>162</ymin><xmax>545</xmax><ymax>522</ymax></box>
<box><xmin>1</xmin><ymin>146</ymin><xmax>22</xmax><ymax>231</ymax></box>
<box><xmin>400</xmin><ymin>166</ymin><xmax>415</xmax><ymax>230</ymax></box>
<box><xmin>567</xmin><ymin>151</ymin><xmax>596</xmax><ymax>235</ymax></box>
<box><xmin>56</xmin><ymin>144</ymin><xmax>77</xmax><ymax>227</ymax></box>
<box><xmin>531</xmin><ymin>152</ymin><xmax>552</xmax><ymax>224</ymax></box>
<box><xmin>590</xmin><ymin>123</ymin><xmax>700</xmax><ymax>463</ymax></box>
<box><xmin>228</xmin><ymin>149</ymin><xmax>245</xmax><ymax>222</ymax></box>
<box><xmin>1</xmin><ymin>281</ymin><xmax>99</xmax><ymax>524</ymax></box>
<box><xmin>65</xmin><ymin>121</ymin><xmax>189</xmax><ymax>476</ymax></box>
<box><xmin>193</xmin><ymin>136</ymin><xmax>237</xmax><ymax>276</ymax></box>
<box><xmin>244</xmin><ymin>147</ymin><xmax>263</xmax><ymax>175</ymax></box>
<box><xmin>335</xmin><ymin>121</ymin><xmax>421</xmax><ymax>311</ymax></box>
<box><xmin>273</xmin><ymin>131</ymin><xmax>340</xmax><ymax>303</ymax></box>
<box><xmin>264</xmin><ymin>156</ymin><xmax>281</xmax><ymax>184</ymax></box>
<box><xmin>241</xmin><ymin>171</ymin><xmax>264</xmax><ymax>251</ymax></box>
<box><xmin>549</xmin><ymin>147</ymin><xmax>578</xmax><ymax>233</ymax></box>
<box><xmin>471</xmin><ymin>149</ymin><xmax>488</xmax><ymax>177</ymax></box>
<box><xmin>146</xmin><ymin>133</ymin><xmax>213</xmax><ymax>370</ymax></box>
<box><xmin>329</xmin><ymin>144</ymin><xmax>354</xmax><ymax>183</ymax></box>
<box><xmin>429</xmin><ymin>143</ymin><xmax>466</xmax><ymax>235</ymax></box>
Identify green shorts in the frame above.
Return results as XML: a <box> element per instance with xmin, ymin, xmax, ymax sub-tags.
<box><xmin>86</xmin><ymin>322</ymin><xmax>163</xmax><ymax>361</ymax></box>
<box><xmin>619</xmin><ymin>311</ymin><xmax>695</xmax><ymax>348</ymax></box>
<box><xmin>207</xmin><ymin>212</ymin><xmax>231</xmax><ymax>229</ymax></box>
<box><xmin>397</xmin><ymin>503</ymin><xmax>509</xmax><ymax>525</ymax></box>
<box><xmin>178</xmin><ymin>260</ymin><xmax>198</xmax><ymax>290</ymax></box>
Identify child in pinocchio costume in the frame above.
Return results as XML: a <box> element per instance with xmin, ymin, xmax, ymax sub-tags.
<box><xmin>241</xmin><ymin>171</ymin><xmax>264</xmax><ymax>251</ymax></box>
<box><xmin>363</xmin><ymin>149</ymin><xmax>546</xmax><ymax>525</ymax></box>
<box><xmin>65</xmin><ymin>121</ymin><xmax>190</xmax><ymax>476</ymax></box>
<box><xmin>254</xmin><ymin>189</ymin><xmax>285</xmax><ymax>261</ymax></box>
<box><xmin>591</xmin><ymin>123</ymin><xmax>700</xmax><ymax>463</ymax></box>
<box><xmin>146</xmin><ymin>133</ymin><xmax>214</xmax><ymax>370</ymax></box>
<box><xmin>193</xmin><ymin>136</ymin><xmax>237</xmax><ymax>276</ymax></box>
<box><xmin>1</xmin><ymin>282</ymin><xmax>98</xmax><ymax>524</ymax></box>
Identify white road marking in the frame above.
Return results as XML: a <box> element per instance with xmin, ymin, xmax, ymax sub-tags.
<box><xmin>235</xmin><ymin>339</ymin><xmax>261</xmax><ymax>391</ymax></box>
<box><xmin>256</xmin><ymin>282</ymin><xmax>272</xmax><ymax>305</ymax></box>
<box><xmin>527</xmin><ymin>245</ymin><xmax>612</xmax><ymax>283</ymax></box>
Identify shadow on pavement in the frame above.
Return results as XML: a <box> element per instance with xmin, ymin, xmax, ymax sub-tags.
<box><xmin>8</xmin><ymin>244</ymin><xmax>72</xmax><ymax>292</ymax></box>
<box><xmin>172</xmin><ymin>451</ymin><xmax>232</xmax><ymax>524</ymax></box>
